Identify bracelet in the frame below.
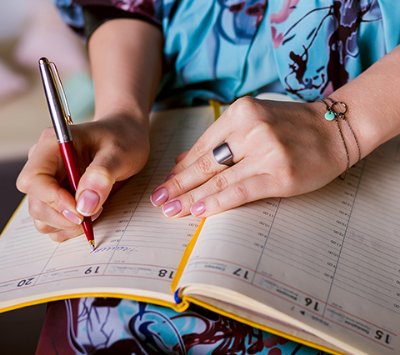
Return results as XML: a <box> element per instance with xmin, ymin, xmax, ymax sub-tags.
<box><xmin>321</xmin><ymin>97</ymin><xmax>361</xmax><ymax>172</ymax></box>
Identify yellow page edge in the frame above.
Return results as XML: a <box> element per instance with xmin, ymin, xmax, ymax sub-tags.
<box><xmin>170</xmin><ymin>218</ymin><xmax>205</xmax><ymax>294</ymax></box>
<box><xmin>171</xmin><ymin>100</ymin><xmax>219</xmax><ymax>296</ymax></box>
<box><xmin>184</xmin><ymin>295</ymin><xmax>342</xmax><ymax>355</ymax></box>
<box><xmin>209</xmin><ymin>99</ymin><xmax>221</xmax><ymax>120</ymax></box>
<box><xmin>0</xmin><ymin>291</ymin><xmax>191</xmax><ymax>314</ymax></box>
<box><xmin>0</xmin><ymin>195</ymin><xmax>27</xmax><ymax>237</ymax></box>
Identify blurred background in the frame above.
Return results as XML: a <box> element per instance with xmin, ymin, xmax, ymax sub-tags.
<box><xmin>0</xmin><ymin>1</ymin><xmax>93</xmax><ymax>352</ymax></box>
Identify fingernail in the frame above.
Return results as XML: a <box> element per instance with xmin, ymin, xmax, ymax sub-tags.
<box><xmin>150</xmin><ymin>187</ymin><xmax>169</xmax><ymax>206</ymax></box>
<box><xmin>62</xmin><ymin>209</ymin><xmax>83</xmax><ymax>225</ymax></box>
<box><xmin>190</xmin><ymin>201</ymin><xmax>206</xmax><ymax>216</ymax></box>
<box><xmin>162</xmin><ymin>200</ymin><xmax>182</xmax><ymax>217</ymax></box>
<box><xmin>76</xmin><ymin>189</ymin><xmax>100</xmax><ymax>216</ymax></box>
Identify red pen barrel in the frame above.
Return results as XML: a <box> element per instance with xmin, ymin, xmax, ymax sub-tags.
<box><xmin>59</xmin><ymin>141</ymin><xmax>94</xmax><ymax>243</ymax></box>
<box><xmin>59</xmin><ymin>141</ymin><xmax>80</xmax><ymax>191</ymax></box>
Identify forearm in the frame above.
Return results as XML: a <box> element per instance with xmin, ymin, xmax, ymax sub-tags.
<box><xmin>88</xmin><ymin>19</ymin><xmax>163</xmax><ymax>126</ymax></box>
<box><xmin>328</xmin><ymin>46</ymin><xmax>400</xmax><ymax>159</ymax></box>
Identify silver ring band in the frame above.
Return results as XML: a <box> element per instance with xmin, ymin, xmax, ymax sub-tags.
<box><xmin>213</xmin><ymin>142</ymin><xmax>234</xmax><ymax>167</ymax></box>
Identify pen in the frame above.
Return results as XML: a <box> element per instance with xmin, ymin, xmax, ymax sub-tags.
<box><xmin>38</xmin><ymin>57</ymin><xmax>95</xmax><ymax>251</ymax></box>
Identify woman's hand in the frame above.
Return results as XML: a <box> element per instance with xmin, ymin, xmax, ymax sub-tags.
<box><xmin>150</xmin><ymin>97</ymin><xmax>352</xmax><ymax>218</ymax></box>
<box><xmin>17</xmin><ymin>114</ymin><xmax>150</xmax><ymax>241</ymax></box>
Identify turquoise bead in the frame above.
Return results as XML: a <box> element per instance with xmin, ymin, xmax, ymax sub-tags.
<box><xmin>324</xmin><ymin>110</ymin><xmax>336</xmax><ymax>121</ymax></box>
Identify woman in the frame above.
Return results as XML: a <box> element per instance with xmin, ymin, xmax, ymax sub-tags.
<box><xmin>18</xmin><ymin>1</ymin><xmax>400</xmax><ymax>353</ymax></box>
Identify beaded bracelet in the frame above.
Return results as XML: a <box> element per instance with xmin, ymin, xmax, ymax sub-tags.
<box><xmin>321</xmin><ymin>97</ymin><xmax>361</xmax><ymax>172</ymax></box>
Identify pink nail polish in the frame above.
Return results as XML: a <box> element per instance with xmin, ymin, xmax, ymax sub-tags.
<box><xmin>162</xmin><ymin>200</ymin><xmax>182</xmax><ymax>217</ymax></box>
<box><xmin>190</xmin><ymin>201</ymin><xmax>206</xmax><ymax>216</ymax></box>
<box><xmin>150</xmin><ymin>187</ymin><xmax>169</xmax><ymax>206</ymax></box>
<box><xmin>76</xmin><ymin>190</ymin><xmax>100</xmax><ymax>216</ymax></box>
<box><xmin>62</xmin><ymin>209</ymin><xmax>82</xmax><ymax>225</ymax></box>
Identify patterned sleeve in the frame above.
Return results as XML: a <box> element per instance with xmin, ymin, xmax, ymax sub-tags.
<box><xmin>54</xmin><ymin>0</ymin><xmax>163</xmax><ymax>39</ymax></box>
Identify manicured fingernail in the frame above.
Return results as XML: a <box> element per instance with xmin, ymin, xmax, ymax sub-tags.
<box><xmin>150</xmin><ymin>187</ymin><xmax>169</xmax><ymax>206</ymax></box>
<box><xmin>76</xmin><ymin>189</ymin><xmax>100</xmax><ymax>216</ymax></box>
<box><xmin>62</xmin><ymin>209</ymin><xmax>82</xmax><ymax>225</ymax></box>
<box><xmin>162</xmin><ymin>200</ymin><xmax>182</xmax><ymax>217</ymax></box>
<box><xmin>190</xmin><ymin>201</ymin><xmax>206</xmax><ymax>216</ymax></box>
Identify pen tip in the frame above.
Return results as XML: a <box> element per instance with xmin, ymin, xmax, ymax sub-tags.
<box><xmin>89</xmin><ymin>240</ymin><xmax>95</xmax><ymax>252</ymax></box>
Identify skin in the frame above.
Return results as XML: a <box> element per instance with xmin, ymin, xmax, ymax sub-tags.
<box><xmin>152</xmin><ymin>46</ymin><xmax>400</xmax><ymax>218</ymax></box>
<box><xmin>17</xmin><ymin>19</ymin><xmax>162</xmax><ymax>241</ymax></box>
<box><xmin>16</xmin><ymin>18</ymin><xmax>400</xmax><ymax>241</ymax></box>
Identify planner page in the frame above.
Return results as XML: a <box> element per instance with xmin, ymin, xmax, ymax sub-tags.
<box><xmin>179</xmin><ymin>137</ymin><xmax>400</xmax><ymax>354</ymax></box>
<box><xmin>0</xmin><ymin>106</ymin><xmax>212</xmax><ymax>311</ymax></box>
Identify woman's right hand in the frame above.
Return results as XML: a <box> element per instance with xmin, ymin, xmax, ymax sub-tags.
<box><xmin>16</xmin><ymin>113</ymin><xmax>150</xmax><ymax>242</ymax></box>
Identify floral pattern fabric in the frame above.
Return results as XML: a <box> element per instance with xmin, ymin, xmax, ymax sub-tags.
<box><xmin>37</xmin><ymin>297</ymin><xmax>327</xmax><ymax>354</ymax></box>
<box><xmin>55</xmin><ymin>0</ymin><xmax>400</xmax><ymax>105</ymax></box>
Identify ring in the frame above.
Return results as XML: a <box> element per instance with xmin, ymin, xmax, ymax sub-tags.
<box><xmin>213</xmin><ymin>142</ymin><xmax>234</xmax><ymax>167</ymax></box>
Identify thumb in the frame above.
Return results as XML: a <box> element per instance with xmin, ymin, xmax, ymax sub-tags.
<box><xmin>75</xmin><ymin>153</ymin><xmax>123</xmax><ymax>217</ymax></box>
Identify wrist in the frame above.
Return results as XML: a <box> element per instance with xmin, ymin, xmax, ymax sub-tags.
<box><xmin>93</xmin><ymin>99</ymin><xmax>150</xmax><ymax>129</ymax></box>
<box><xmin>306</xmin><ymin>101</ymin><xmax>351</xmax><ymax>173</ymax></box>
<box><xmin>329</xmin><ymin>47</ymin><xmax>400</xmax><ymax>157</ymax></box>
<box><xmin>327</xmin><ymin>93</ymin><xmax>380</xmax><ymax>160</ymax></box>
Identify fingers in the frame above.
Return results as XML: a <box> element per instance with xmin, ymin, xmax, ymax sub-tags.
<box><xmin>155</xmin><ymin>159</ymin><xmax>272</xmax><ymax>218</ymax></box>
<box><xmin>171</xmin><ymin>97</ymin><xmax>261</xmax><ymax>174</ymax></box>
<box><xmin>73</xmin><ymin>118</ymin><xmax>150</xmax><ymax>217</ymax></box>
<box><xmin>175</xmin><ymin>150</ymin><xmax>188</xmax><ymax>164</ymax></box>
<box><xmin>190</xmin><ymin>175</ymin><xmax>272</xmax><ymax>217</ymax></box>
<box><xmin>152</xmin><ymin>128</ymin><xmax>249</xmax><ymax>207</ymax></box>
<box><xmin>17</xmin><ymin>124</ymin><xmax>137</xmax><ymax>239</ymax></box>
<box><xmin>18</xmin><ymin>116</ymin><xmax>151</xmax><ymax>244</ymax></box>
<box><xmin>33</xmin><ymin>219</ymin><xmax>85</xmax><ymax>243</ymax></box>
<box><xmin>17</xmin><ymin>131</ymin><xmax>80</xmax><ymax>218</ymax></box>
<box><xmin>155</xmin><ymin>97</ymin><xmax>263</xmax><ymax>209</ymax></box>
<box><xmin>75</xmin><ymin>147</ymin><xmax>131</xmax><ymax>217</ymax></box>
<box><xmin>149</xmin><ymin>97</ymin><xmax>284</xmax><ymax>218</ymax></box>
<box><xmin>171</xmin><ymin>109</ymin><xmax>236</xmax><ymax>173</ymax></box>
<box><xmin>150</xmin><ymin>101</ymin><xmax>251</xmax><ymax>216</ymax></box>
<box><xmin>29</xmin><ymin>197</ymin><xmax>81</xmax><ymax>229</ymax></box>
<box><xmin>151</xmin><ymin>146</ymin><xmax>239</xmax><ymax>207</ymax></box>
<box><xmin>29</xmin><ymin>197</ymin><xmax>83</xmax><ymax>242</ymax></box>
<box><xmin>29</xmin><ymin>196</ymin><xmax>103</xmax><ymax>241</ymax></box>
<box><xmin>17</xmin><ymin>130</ymin><xmax>86</xmax><ymax>240</ymax></box>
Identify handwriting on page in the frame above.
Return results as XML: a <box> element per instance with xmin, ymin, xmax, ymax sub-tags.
<box><xmin>0</xmin><ymin>108</ymin><xmax>213</xmax><ymax>300</ymax></box>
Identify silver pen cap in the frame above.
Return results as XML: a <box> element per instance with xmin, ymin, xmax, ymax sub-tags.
<box><xmin>38</xmin><ymin>57</ymin><xmax>73</xmax><ymax>143</ymax></box>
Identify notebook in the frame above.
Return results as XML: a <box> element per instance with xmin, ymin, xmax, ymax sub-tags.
<box><xmin>1</xmin><ymin>103</ymin><xmax>399</xmax><ymax>354</ymax></box>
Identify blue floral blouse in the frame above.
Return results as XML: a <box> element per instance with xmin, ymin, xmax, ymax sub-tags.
<box><xmin>56</xmin><ymin>0</ymin><xmax>400</xmax><ymax>106</ymax></box>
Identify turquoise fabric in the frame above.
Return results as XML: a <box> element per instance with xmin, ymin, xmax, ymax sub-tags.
<box><xmin>55</xmin><ymin>0</ymin><xmax>400</xmax><ymax>105</ymax></box>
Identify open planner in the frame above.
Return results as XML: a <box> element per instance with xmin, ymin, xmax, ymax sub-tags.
<box><xmin>1</xmin><ymin>104</ymin><xmax>400</xmax><ymax>355</ymax></box>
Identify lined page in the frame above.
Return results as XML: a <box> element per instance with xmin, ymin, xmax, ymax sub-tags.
<box><xmin>0</xmin><ymin>106</ymin><xmax>212</xmax><ymax>309</ymax></box>
<box><xmin>180</xmin><ymin>138</ymin><xmax>400</xmax><ymax>354</ymax></box>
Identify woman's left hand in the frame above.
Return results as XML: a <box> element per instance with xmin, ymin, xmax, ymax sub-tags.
<box><xmin>150</xmin><ymin>96</ymin><xmax>352</xmax><ymax>218</ymax></box>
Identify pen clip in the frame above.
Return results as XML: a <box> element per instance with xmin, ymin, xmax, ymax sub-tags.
<box><xmin>49</xmin><ymin>62</ymin><xmax>73</xmax><ymax>125</ymax></box>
